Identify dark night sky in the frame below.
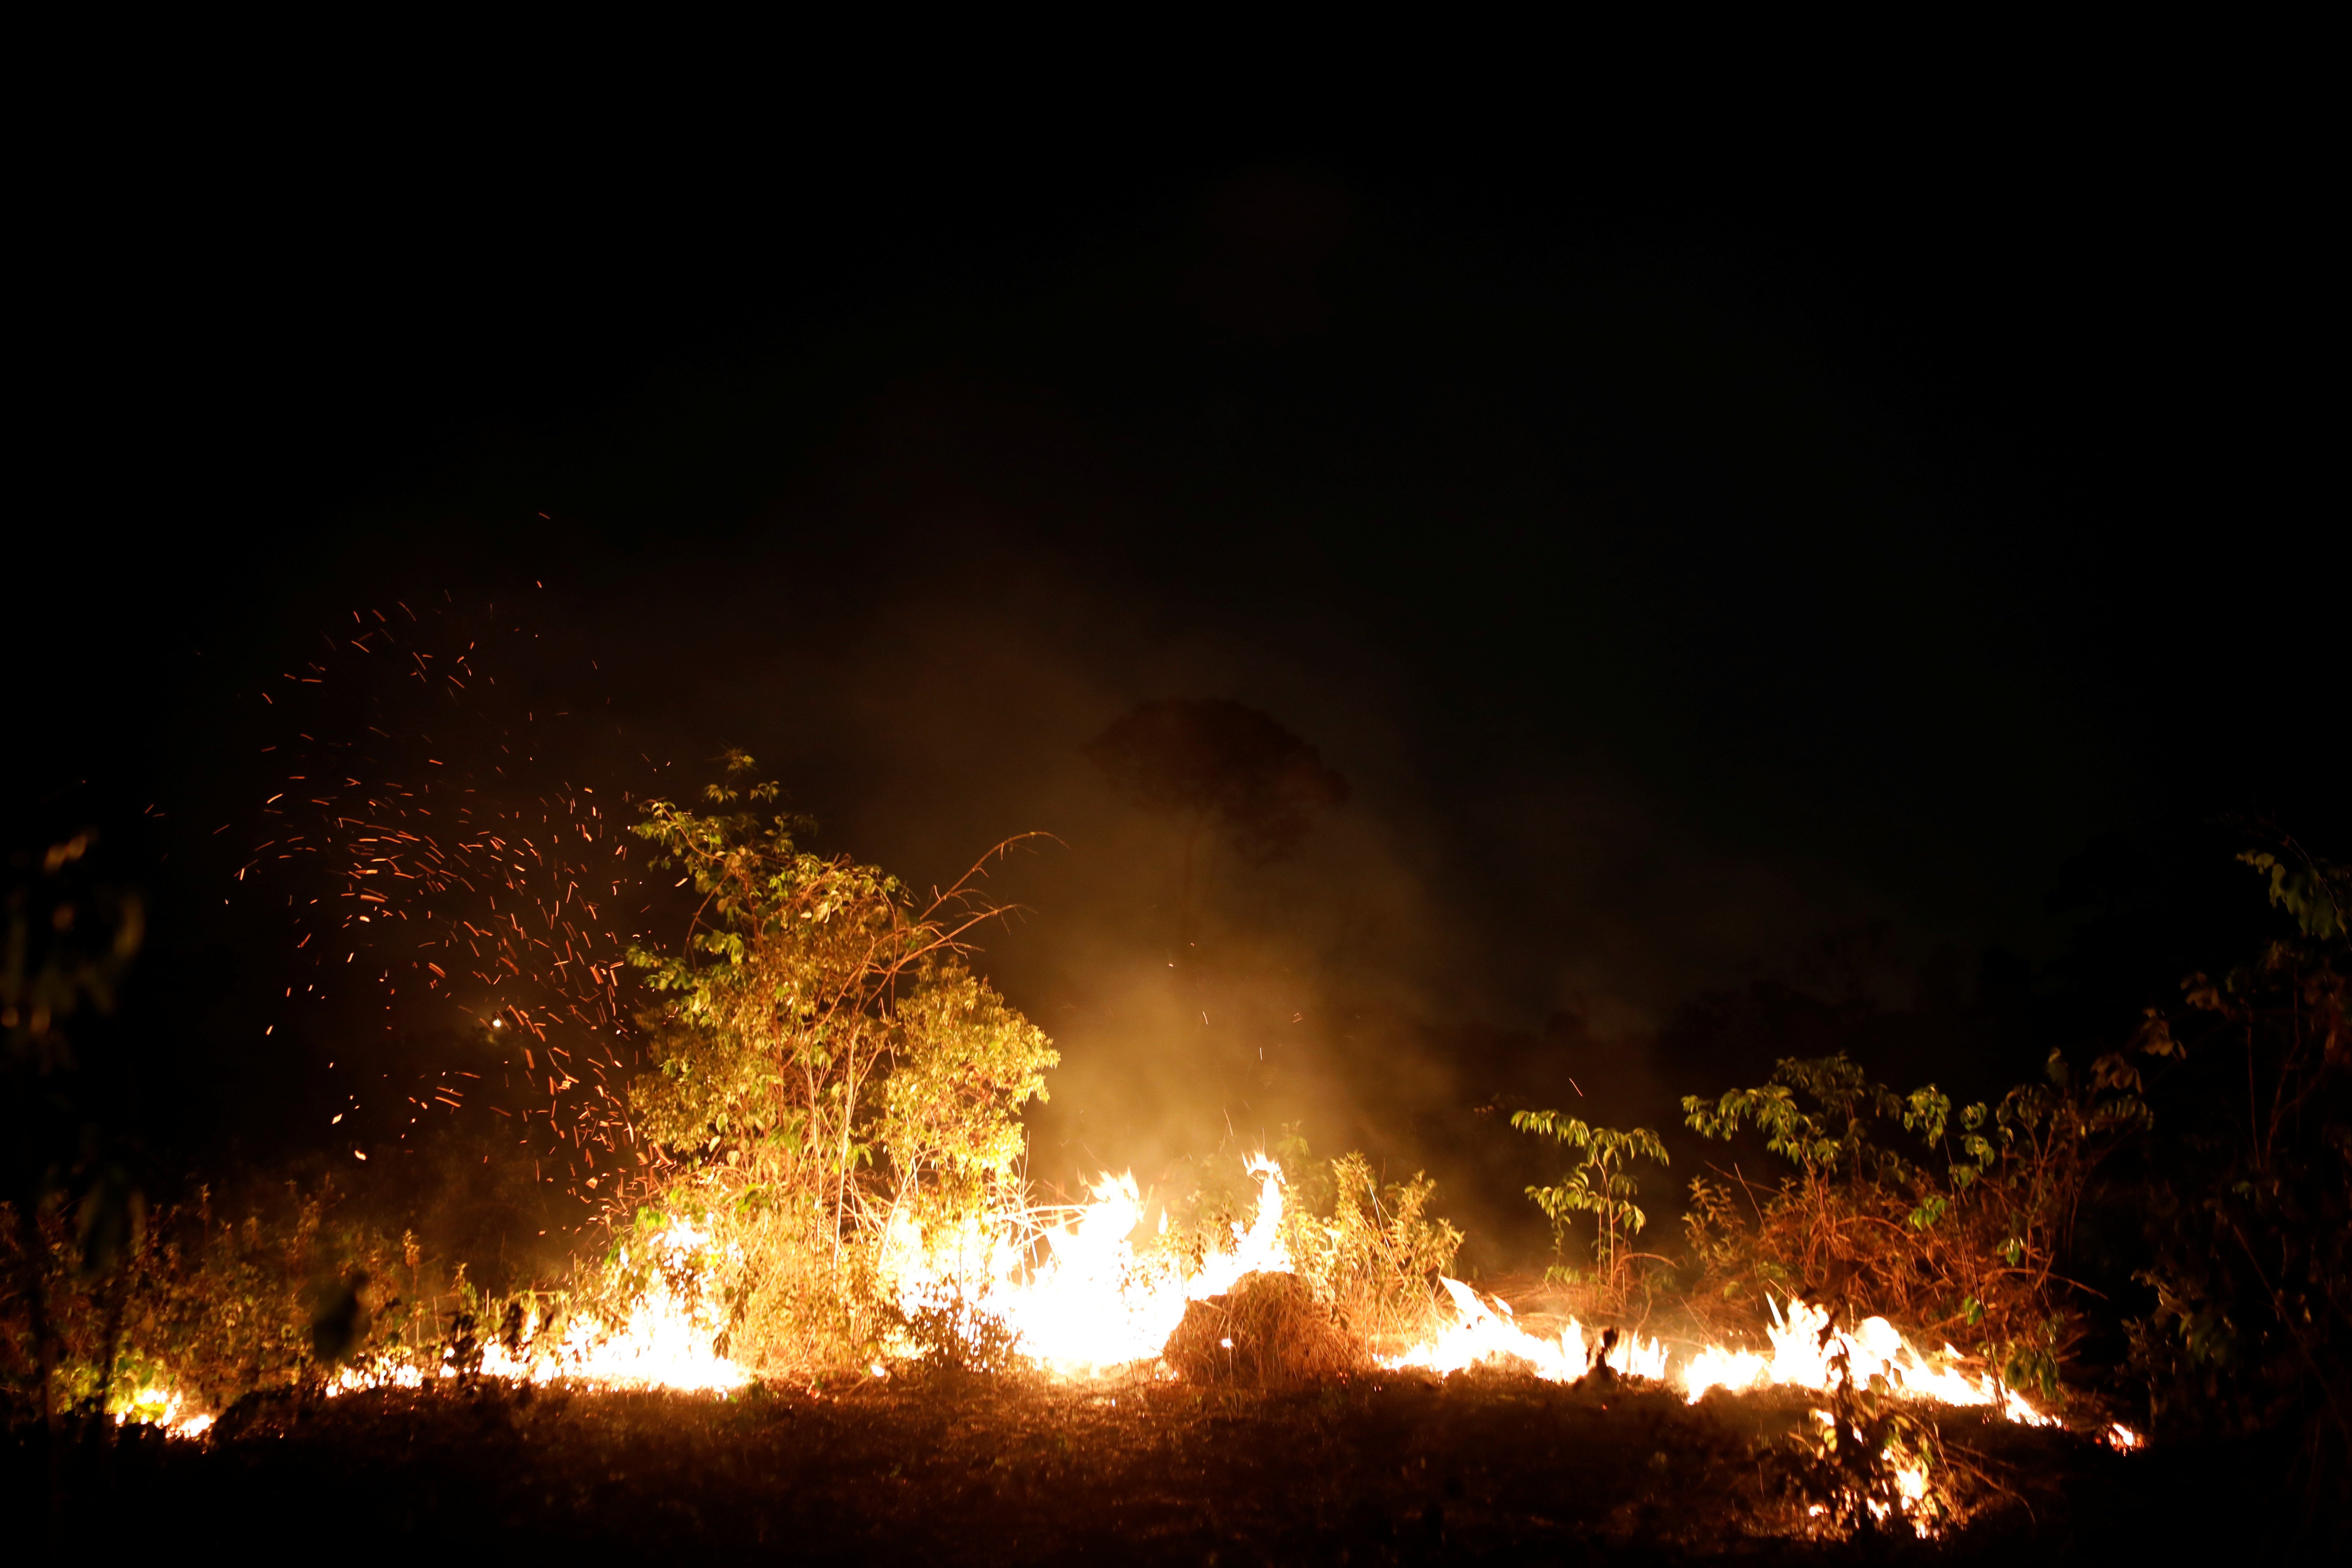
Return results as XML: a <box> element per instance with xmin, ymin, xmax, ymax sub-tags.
<box><xmin>14</xmin><ymin>102</ymin><xmax>2339</xmax><ymax>1259</ymax></box>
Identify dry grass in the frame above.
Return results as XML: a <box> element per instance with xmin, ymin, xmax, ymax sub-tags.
<box><xmin>1163</xmin><ymin>1271</ymin><xmax>1363</xmax><ymax>1387</ymax></box>
<box><xmin>2</xmin><ymin>1183</ymin><xmax>463</xmax><ymax>1425</ymax></box>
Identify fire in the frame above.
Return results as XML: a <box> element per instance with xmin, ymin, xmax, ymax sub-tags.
<box><xmin>124</xmin><ymin>1386</ymin><xmax>215</xmax><ymax>1440</ymax></box>
<box><xmin>881</xmin><ymin>1155</ymin><xmax>1297</xmax><ymax>1376</ymax></box>
<box><xmin>1684</xmin><ymin>1296</ymin><xmax>2054</xmax><ymax>1426</ymax></box>
<box><xmin>328</xmin><ymin>1217</ymin><xmax>749</xmax><ymax>1398</ymax></box>
<box><xmin>147</xmin><ymin>1155</ymin><xmax>2106</xmax><ymax>1475</ymax></box>
<box><xmin>1382</xmin><ymin>1276</ymin><xmax>1669</xmax><ymax>1382</ymax></box>
<box><xmin>484</xmin><ymin>1217</ymin><xmax>749</xmax><ymax>1392</ymax></box>
<box><xmin>877</xmin><ymin>1156</ymin><xmax>2047</xmax><ymax>1448</ymax></box>
<box><xmin>1805</xmin><ymin>1409</ymin><xmax>1936</xmax><ymax>1536</ymax></box>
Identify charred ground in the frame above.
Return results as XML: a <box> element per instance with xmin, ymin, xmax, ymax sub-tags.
<box><xmin>10</xmin><ymin>1373</ymin><xmax>2274</xmax><ymax>1563</ymax></box>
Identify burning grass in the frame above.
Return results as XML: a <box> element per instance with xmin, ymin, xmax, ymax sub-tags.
<box><xmin>0</xmin><ymin>1106</ymin><xmax>2300</xmax><ymax>1554</ymax></box>
<box><xmin>10</xmin><ymin>758</ymin><xmax>2342</xmax><ymax>1552</ymax></box>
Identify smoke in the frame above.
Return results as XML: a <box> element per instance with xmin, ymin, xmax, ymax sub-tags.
<box><xmin>519</xmin><ymin>457</ymin><xmax>1905</xmax><ymax>1258</ymax></box>
<box><xmin>75</xmin><ymin>163</ymin><xmax>2179</xmax><ymax>1270</ymax></box>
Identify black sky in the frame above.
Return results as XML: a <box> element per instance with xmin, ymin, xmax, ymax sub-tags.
<box><xmin>15</xmin><ymin>104</ymin><xmax>2339</xmax><ymax>1259</ymax></box>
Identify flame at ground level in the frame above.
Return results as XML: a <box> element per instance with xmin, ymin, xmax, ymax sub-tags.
<box><xmin>186</xmin><ymin>1160</ymin><xmax>2132</xmax><ymax>1460</ymax></box>
<box><xmin>328</xmin><ymin>1217</ymin><xmax>752</xmax><ymax>1399</ymax></box>
<box><xmin>1684</xmin><ymin>1296</ymin><xmax>2055</xmax><ymax>1426</ymax></box>
<box><xmin>880</xmin><ymin>1159</ymin><xmax>2061</xmax><ymax>1434</ymax></box>
<box><xmin>1382</xmin><ymin>1276</ymin><xmax>1671</xmax><ymax>1382</ymax></box>
<box><xmin>881</xmin><ymin>1156</ymin><xmax>1297</xmax><ymax>1377</ymax></box>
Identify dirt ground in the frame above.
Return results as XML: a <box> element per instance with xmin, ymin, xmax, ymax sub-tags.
<box><xmin>2</xmin><ymin>1372</ymin><xmax>2313</xmax><ymax>1563</ymax></box>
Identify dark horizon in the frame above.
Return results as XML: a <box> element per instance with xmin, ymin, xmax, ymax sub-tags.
<box><xmin>14</xmin><ymin>130</ymin><xmax>2339</xmax><ymax>1269</ymax></box>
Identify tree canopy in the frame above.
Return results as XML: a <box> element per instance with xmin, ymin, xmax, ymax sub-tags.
<box><xmin>1083</xmin><ymin>698</ymin><xmax>1347</xmax><ymax>866</ymax></box>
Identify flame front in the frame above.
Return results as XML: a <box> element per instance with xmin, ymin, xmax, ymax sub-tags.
<box><xmin>1683</xmin><ymin>1296</ymin><xmax>2053</xmax><ymax>1425</ymax></box>
<box><xmin>882</xmin><ymin>1155</ymin><xmax>1297</xmax><ymax>1376</ymax></box>
<box><xmin>497</xmin><ymin>1218</ymin><xmax>750</xmax><ymax>1392</ymax></box>
<box><xmin>1382</xmin><ymin>1276</ymin><xmax>1669</xmax><ymax>1382</ymax></box>
<box><xmin>330</xmin><ymin>1217</ymin><xmax>749</xmax><ymax>1398</ymax></box>
<box><xmin>878</xmin><ymin>1157</ymin><xmax>2060</xmax><ymax>1446</ymax></box>
<box><xmin>164</xmin><ymin>1158</ymin><xmax>2121</xmax><ymax>1470</ymax></box>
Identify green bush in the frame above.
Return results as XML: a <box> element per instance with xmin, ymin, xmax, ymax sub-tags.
<box><xmin>1511</xmin><ymin>1111</ymin><xmax>1670</xmax><ymax>1308</ymax></box>
<box><xmin>2124</xmin><ymin>845</ymin><xmax>2347</xmax><ymax>1489</ymax></box>
<box><xmin>1678</xmin><ymin>1049</ymin><xmax>2150</xmax><ymax>1400</ymax></box>
<box><xmin>617</xmin><ymin>756</ymin><xmax>1056</xmax><ymax>1374</ymax></box>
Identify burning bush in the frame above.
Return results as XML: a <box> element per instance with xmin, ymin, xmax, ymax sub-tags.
<box><xmin>616</xmin><ymin>756</ymin><xmax>1057</xmax><ymax>1375</ymax></box>
<box><xmin>1676</xmin><ymin>1048</ymin><xmax>2151</xmax><ymax>1402</ymax></box>
<box><xmin>1163</xmin><ymin>1270</ymin><xmax>1360</xmax><ymax>1387</ymax></box>
<box><xmin>896</xmin><ymin>1283</ymin><xmax>1028</xmax><ymax>1380</ymax></box>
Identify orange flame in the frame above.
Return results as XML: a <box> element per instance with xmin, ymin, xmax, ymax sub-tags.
<box><xmin>1685</xmin><ymin>1296</ymin><xmax>2053</xmax><ymax>1425</ymax></box>
<box><xmin>141</xmin><ymin>1157</ymin><xmax>2119</xmax><ymax>1464</ymax></box>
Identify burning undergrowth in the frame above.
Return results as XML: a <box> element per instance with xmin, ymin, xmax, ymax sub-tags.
<box><xmin>4</xmin><ymin>734</ymin><xmax>2136</xmax><ymax>1548</ymax></box>
<box><xmin>10</xmin><ymin>639</ymin><xmax>2346</xmax><ymax>1552</ymax></box>
<box><xmin>1</xmin><ymin>1136</ymin><xmax>2105</xmax><ymax>1548</ymax></box>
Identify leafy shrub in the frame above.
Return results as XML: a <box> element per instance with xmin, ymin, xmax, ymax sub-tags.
<box><xmin>2124</xmin><ymin>845</ymin><xmax>2347</xmax><ymax>1496</ymax></box>
<box><xmin>1510</xmin><ymin>1112</ymin><xmax>1670</xmax><ymax>1308</ymax></box>
<box><xmin>898</xmin><ymin>1282</ymin><xmax>1028</xmax><ymax>1380</ymax></box>
<box><xmin>617</xmin><ymin>756</ymin><xmax>1057</xmax><ymax>1373</ymax></box>
<box><xmin>576</xmin><ymin>1177</ymin><xmax>894</xmax><ymax>1377</ymax></box>
<box><xmin>1679</xmin><ymin>1049</ymin><xmax>2151</xmax><ymax>1399</ymax></box>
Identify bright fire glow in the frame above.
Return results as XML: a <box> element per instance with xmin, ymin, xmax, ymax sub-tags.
<box><xmin>493</xmin><ymin>1217</ymin><xmax>749</xmax><ymax>1391</ymax></box>
<box><xmin>880</xmin><ymin>1155</ymin><xmax>1297</xmax><ymax>1376</ymax></box>
<box><xmin>115</xmin><ymin>1386</ymin><xmax>214</xmax><ymax>1440</ymax></box>
<box><xmin>1382</xmin><ymin>1276</ymin><xmax>1669</xmax><ymax>1382</ymax></box>
<box><xmin>330</xmin><ymin>1217</ymin><xmax>748</xmax><ymax>1398</ymax></box>
<box><xmin>1685</xmin><ymin>1296</ymin><xmax>2053</xmax><ymax>1425</ymax></box>
<box><xmin>150</xmin><ymin>1156</ymin><xmax>2100</xmax><ymax>1473</ymax></box>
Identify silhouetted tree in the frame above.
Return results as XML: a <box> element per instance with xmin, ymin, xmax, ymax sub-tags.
<box><xmin>1082</xmin><ymin>698</ymin><xmax>1346</xmax><ymax>953</ymax></box>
